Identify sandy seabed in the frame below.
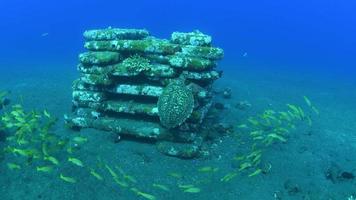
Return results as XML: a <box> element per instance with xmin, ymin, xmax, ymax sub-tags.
<box><xmin>0</xmin><ymin>64</ymin><xmax>355</xmax><ymax>200</ymax></box>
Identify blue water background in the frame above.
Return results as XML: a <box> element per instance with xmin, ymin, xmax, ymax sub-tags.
<box><xmin>1</xmin><ymin>2</ymin><xmax>356</xmax><ymax>199</ymax></box>
<box><xmin>1</xmin><ymin>0</ymin><xmax>355</xmax><ymax>76</ymax></box>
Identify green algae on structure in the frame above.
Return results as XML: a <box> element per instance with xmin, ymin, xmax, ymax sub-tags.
<box><xmin>80</xmin><ymin>73</ymin><xmax>113</xmax><ymax>85</ymax></box>
<box><xmin>142</xmin><ymin>64</ymin><xmax>177</xmax><ymax>78</ymax></box>
<box><xmin>73</xmin><ymin>99</ymin><xmax>210</xmax><ymax>124</ymax></box>
<box><xmin>113</xmin><ymin>84</ymin><xmax>163</xmax><ymax>97</ymax></box>
<box><xmin>68</xmin><ymin>28</ymin><xmax>225</xmax><ymax>158</ymax></box>
<box><xmin>112</xmin><ymin>63</ymin><xmax>176</xmax><ymax>78</ymax></box>
<box><xmin>168</xmin><ymin>53</ymin><xmax>216</xmax><ymax>71</ymax></box>
<box><xmin>144</xmin><ymin>54</ymin><xmax>171</xmax><ymax>65</ymax></box>
<box><xmin>119</xmin><ymin>55</ymin><xmax>152</xmax><ymax>74</ymax></box>
<box><xmin>79</xmin><ymin>51</ymin><xmax>122</xmax><ymax>66</ymax></box>
<box><xmin>72</xmin><ymin>91</ymin><xmax>106</xmax><ymax>102</ymax></box>
<box><xmin>66</xmin><ymin>113</ymin><xmax>169</xmax><ymax>139</ymax></box>
<box><xmin>83</xmin><ymin>28</ymin><xmax>150</xmax><ymax>41</ymax></box>
<box><xmin>171</xmin><ymin>30</ymin><xmax>212</xmax><ymax>46</ymax></box>
<box><xmin>113</xmin><ymin>54</ymin><xmax>176</xmax><ymax>77</ymax></box>
<box><xmin>72</xmin><ymin>100</ymin><xmax>158</xmax><ymax>117</ymax></box>
<box><xmin>97</xmin><ymin>100</ymin><xmax>158</xmax><ymax>117</ymax></box>
<box><xmin>73</xmin><ymin>79</ymin><xmax>164</xmax><ymax>97</ymax></box>
<box><xmin>77</xmin><ymin>64</ymin><xmax>114</xmax><ymax>75</ymax></box>
<box><xmin>143</xmin><ymin>54</ymin><xmax>217</xmax><ymax>71</ymax></box>
<box><xmin>181</xmin><ymin>45</ymin><xmax>224</xmax><ymax>60</ymax></box>
<box><xmin>182</xmin><ymin>70</ymin><xmax>221</xmax><ymax>82</ymax></box>
<box><xmin>72</xmin><ymin>79</ymin><xmax>100</xmax><ymax>91</ymax></box>
<box><xmin>85</xmin><ymin>39</ymin><xmax>181</xmax><ymax>55</ymax></box>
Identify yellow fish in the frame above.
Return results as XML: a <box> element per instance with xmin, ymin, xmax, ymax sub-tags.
<box><xmin>17</xmin><ymin>139</ymin><xmax>29</xmax><ymax>145</ymax></box>
<box><xmin>12</xmin><ymin>148</ymin><xmax>33</xmax><ymax>157</ymax></box>
<box><xmin>233</xmin><ymin>155</ymin><xmax>245</xmax><ymax>161</ymax></box>
<box><xmin>152</xmin><ymin>183</ymin><xmax>170</xmax><ymax>191</ymax></box>
<box><xmin>44</xmin><ymin>156</ymin><xmax>59</xmax><ymax>165</ymax></box>
<box><xmin>297</xmin><ymin>107</ymin><xmax>305</xmax><ymax>119</ymax></box>
<box><xmin>239</xmin><ymin>162</ymin><xmax>252</xmax><ymax>171</ymax></box>
<box><xmin>287</xmin><ymin>104</ymin><xmax>299</xmax><ymax>114</ymax></box>
<box><xmin>275</xmin><ymin>127</ymin><xmax>289</xmax><ymax>133</ymax></box>
<box><xmin>60</xmin><ymin>174</ymin><xmax>76</xmax><ymax>183</ymax></box>
<box><xmin>14</xmin><ymin>116</ymin><xmax>25</xmax><ymax>123</ymax></box>
<box><xmin>4</xmin><ymin>122</ymin><xmax>14</xmax><ymax>129</ymax></box>
<box><xmin>248</xmin><ymin>168</ymin><xmax>262</xmax><ymax>177</ymax></box>
<box><xmin>247</xmin><ymin>150</ymin><xmax>262</xmax><ymax>159</ymax></box>
<box><xmin>168</xmin><ymin>172</ymin><xmax>183</xmax><ymax>179</ymax></box>
<box><xmin>11</xmin><ymin>110</ymin><xmax>22</xmax><ymax>117</ymax></box>
<box><xmin>198</xmin><ymin>166</ymin><xmax>219</xmax><ymax>173</ymax></box>
<box><xmin>237</xmin><ymin>124</ymin><xmax>248</xmax><ymax>128</ymax></box>
<box><xmin>220</xmin><ymin>172</ymin><xmax>237</xmax><ymax>182</ymax></box>
<box><xmin>248</xmin><ymin>118</ymin><xmax>259</xmax><ymax>126</ymax></box>
<box><xmin>43</xmin><ymin>110</ymin><xmax>51</xmax><ymax>118</ymax></box>
<box><xmin>253</xmin><ymin>136</ymin><xmax>264</xmax><ymax>140</ymax></box>
<box><xmin>105</xmin><ymin>164</ymin><xmax>118</xmax><ymax>178</ymax></box>
<box><xmin>57</xmin><ymin>139</ymin><xmax>68</xmax><ymax>146</ymax></box>
<box><xmin>252</xmin><ymin>154</ymin><xmax>262</xmax><ymax>165</ymax></box>
<box><xmin>7</xmin><ymin>163</ymin><xmax>21</xmax><ymax>170</ymax></box>
<box><xmin>178</xmin><ymin>184</ymin><xmax>195</xmax><ymax>189</ymax></box>
<box><xmin>73</xmin><ymin>136</ymin><xmax>88</xmax><ymax>143</ymax></box>
<box><xmin>36</xmin><ymin>166</ymin><xmax>53</xmax><ymax>173</ymax></box>
<box><xmin>266</xmin><ymin>133</ymin><xmax>286</xmax><ymax>142</ymax></box>
<box><xmin>303</xmin><ymin>96</ymin><xmax>312</xmax><ymax>107</ymax></box>
<box><xmin>312</xmin><ymin>106</ymin><xmax>319</xmax><ymax>115</ymax></box>
<box><xmin>115</xmin><ymin>166</ymin><xmax>125</xmax><ymax>175</ymax></box>
<box><xmin>124</xmin><ymin>175</ymin><xmax>137</xmax><ymax>183</ymax></box>
<box><xmin>41</xmin><ymin>143</ymin><xmax>49</xmax><ymax>156</ymax></box>
<box><xmin>89</xmin><ymin>168</ymin><xmax>103</xmax><ymax>181</ymax></box>
<box><xmin>130</xmin><ymin>188</ymin><xmax>156</xmax><ymax>200</ymax></box>
<box><xmin>1</xmin><ymin>115</ymin><xmax>11</xmax><ymax>122</ymax></box>
<box><xmin>66</xmin><ymin>146</ymin><xmax>74</xmax><ymax>154</ymax></box>
<box><xmin>68</xmin><ymin>157</ymin><xmax>84</xmax><ymax>167</ymax></box>
<box><xmin>113</xmin><ymin>177</ymin><xmax>129</xmax><ymax>188</ymax></box>
<box><xmin>250</xmin><ymin>130</ymin><xmax>262</xmax><ymax>136</ymax></box>
<box><xmin>279</xmin><ymin>112</ymin><xmax>292</xmax><ymax>121</ymax></box>
<box><xmin>306</xmin><ymin>116</ymin><xmax>312</xmax><ymax>126</ymax></box>
<box><xmin>183</xmin><ymin>187</ymin><xmax>201</xmax><ymax>193</ymax></box>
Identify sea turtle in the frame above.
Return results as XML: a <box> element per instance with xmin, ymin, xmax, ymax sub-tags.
<box><xmin>157</xmin><ymin>76</ymin><xmax>194</xmax><ymax>129</ymax></box>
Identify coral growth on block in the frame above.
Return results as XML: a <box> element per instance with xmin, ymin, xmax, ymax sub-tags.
<box><xmin>65</xmin><ymin>27</ymin><xmax>224</xmax><ymax>158</ymax></box>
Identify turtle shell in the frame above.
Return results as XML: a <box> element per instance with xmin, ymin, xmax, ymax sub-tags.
<box><xmin>157</xmin><ymin>79</ymin><xmax>194</xmax><ymax>129</ymax></box>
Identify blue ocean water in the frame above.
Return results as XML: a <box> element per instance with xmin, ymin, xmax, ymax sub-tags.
<box><xmin>1</xmin><ymin>0</ymin><xmax>356</xmax><ymax>73</ymax></box>
<box><xmin>1</xmin><ymin>1</ymin><xmax>356</xmax><ymax>199</ymax></box>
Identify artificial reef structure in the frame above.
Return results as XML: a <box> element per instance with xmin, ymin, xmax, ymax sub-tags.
<box><xmin>65</xmin><ymin>27</ymin><xmax>224</xmax><ymax>158</ymax></box>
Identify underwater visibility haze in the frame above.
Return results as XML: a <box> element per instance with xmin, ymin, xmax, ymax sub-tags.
<box><xmin>1</xmin><ymin>0</ymin><xmax>356</xmax><ymax>200</ymax></box>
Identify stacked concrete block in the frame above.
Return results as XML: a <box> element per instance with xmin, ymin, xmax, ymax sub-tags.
<box><xmin>65</xmin><ymin>28</ymin><xmax>224</xmax><ymax>158</ymax></box>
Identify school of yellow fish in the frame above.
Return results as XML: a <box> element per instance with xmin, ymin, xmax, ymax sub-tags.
<box><xmin>0</xmin><ymin>93</ymin><xmax>319</xmax><ymax>199</ymax></box>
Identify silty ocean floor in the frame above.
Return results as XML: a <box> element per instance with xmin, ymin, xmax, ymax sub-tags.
<box><xmin>0</xmin><ymin>64</ymin><xmax>355</xmax><ymax>200</ymax></box>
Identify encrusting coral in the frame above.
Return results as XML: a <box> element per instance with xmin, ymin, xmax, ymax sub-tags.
<box><xmin>66</xmin><ymin>27</ymin><xmax>224</xmax><ymax>158</ymax></box>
